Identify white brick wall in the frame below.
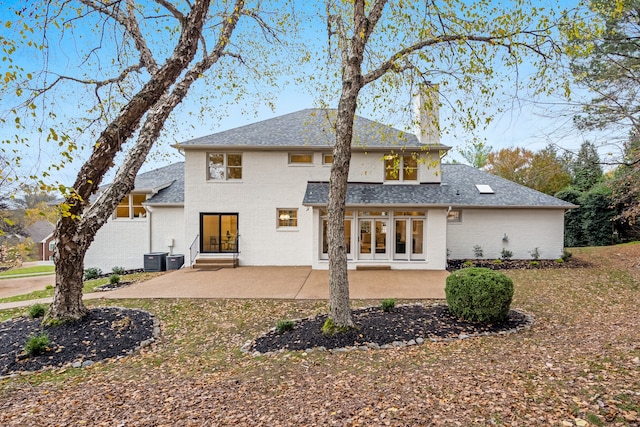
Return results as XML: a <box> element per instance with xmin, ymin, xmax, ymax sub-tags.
<box><xmin>85</xmin><ymin>217</ymin><xmax>149</xmax><ymax>271</ymax></box>
<box><xmin>446</xmin><ymin>209</ymin><xmax>566</xmax><ymax>260</ymax></box>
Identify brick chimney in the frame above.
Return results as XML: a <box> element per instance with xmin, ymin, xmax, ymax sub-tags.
<box><xmin>412</xmin><ymin>82</ymin><xmax>440</xmax><ymax>145</ymax></box>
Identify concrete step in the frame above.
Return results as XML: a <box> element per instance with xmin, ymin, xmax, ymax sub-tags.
<box><xmin>193</xmin><ymin>258</ymin><xmax>238</xmax><ymax>269</ymax></box>
<box><xmin>356</xmin><ymin>265</ymin><xmax>391</xmax><ymax>271</ymax></box>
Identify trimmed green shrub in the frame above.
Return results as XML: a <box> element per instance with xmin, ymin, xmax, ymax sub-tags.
<box><xmin>276</xmin><ymin>319</ymin><xmax>295</xmax><ymax>334</ymax></box>
<box><xmin>24</xmin><ymin>332</ymin><xmax>50</xmax><ymax>356</ymax></box>
<box><xmin>84</xmin><ymin>267</ymin><xmax>102</xmax><ymax>280</ymax></box>
<box><xmin>380</xmin><ymin>298</ymin><xmax>397</xmax><ymax>312</ymax></box>
<box><xmin>111</xmin><ymin>266</ymin><xmax>126</xmax><ymax>275</ymax></box>
<box><xmin>445</xmin><ymin>267</ymin><xmax>514</xmax><ymax>323</ymax></box>
<box><xmin>28</xmin><ymin>303</ymin><xmax>47</xmax><ymax>319</ymax></box>
<box><xmin>109</xmin><ymin>274</ymin><xmax>121</xmax><ymax>285</ymax></box>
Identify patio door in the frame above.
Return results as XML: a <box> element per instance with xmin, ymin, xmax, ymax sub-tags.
<box><xmin>394</xmin><ymin>218</ymin><xmax>425</xmax><ymax>260</ymax></box>
<box><xmin>359</xmin><ymin>219</ymin><xmax>388</xmax><ymax>260</ymax></box>
<box><xmin>200</xmin><ymin>213</ymin><xmax>238</xmax><ymax>253</ymax></box>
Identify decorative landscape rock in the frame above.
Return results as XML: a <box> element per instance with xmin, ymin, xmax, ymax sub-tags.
<box><xmin>246</xmin><ymin>303</ymin><xmax>533</xmax><ymax>356</ymax></box>
<box><xmin>0</xmin><ymin>307</ymin><xmax>159</xmax><ymax>377</ymax></box>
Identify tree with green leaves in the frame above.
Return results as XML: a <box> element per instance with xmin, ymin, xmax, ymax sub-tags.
<box><xmin>580</xmin><ymin>183</ymin><xmax>616</xmax><ymax>246</ymax></box>
<box><xmin>458</xmin><ymin>141</ymin><xmax>492</xmax><ymax>169</ymax></box>
<box><xmin>564</xmin><ymin>0</ymin><xmax>640</xmax><ymax>222</ymax></box>
<box><xmin>322</xmin><ymin>0</ymin><xmax>561</xmax><ymax>328</ymax></box>
<box><xmin>571</xmin><ymin>141</ymin><xmax>603</xmax><ymax>191</ymax></box>
<box><xmin>609</xmin><ymin>133</ymin><xmax>640</xmax><ymax>238</ymax></box>
<box><xmin>1</xmin><ymin>0</ymin><xmax>284</xmax><ymax>323</ymax></box>
<box><xmin>485</xmin><ymin>145</ymin><xmax>572</xmax><ymax>195</ymax></box>
<box><xmin>554</xmin><ymin>186</ymin><xmax>584</xmax><ymax>246</ymax></box>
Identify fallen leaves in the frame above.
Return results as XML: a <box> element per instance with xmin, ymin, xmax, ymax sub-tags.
<box><xmin>0</xmin><ymin>246</ymin><xmax>639</xmax><ymax>426</ymax></box>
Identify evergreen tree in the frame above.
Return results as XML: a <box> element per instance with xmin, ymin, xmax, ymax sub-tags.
<box><xmin>555</xmin><ymin>186</ymin><xmax>584</xmax><ymax>247</ymax></box>
<box><xmin>571</xmin><ymin>141</ymin><xmax>603</xmax><ymax>191</ymax></box>
<box><xmin>580</xmin><ymin>183</ymin><xmax>616</xmax><ymax>246</ymax></box>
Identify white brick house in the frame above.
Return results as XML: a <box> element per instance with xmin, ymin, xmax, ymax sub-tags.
<box><xmin>82</xmin><ymin>108</ymin><xmax>574</xmax><ymax>272</ymax></box>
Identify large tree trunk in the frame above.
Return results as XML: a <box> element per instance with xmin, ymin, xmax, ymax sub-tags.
<box><xmin>327</xmin><ymin>58</ymin><xmax>365</xmax><ymax>329</ymax></box>
<box><xmin>46</xmin><ymin>220</ymin><xmax>90</xmax><ymax>323</ymax></box>
<box><xmin>44</xmin><ymin>0</ymin><xmax>213</xmax><ymax>323</ymax></box>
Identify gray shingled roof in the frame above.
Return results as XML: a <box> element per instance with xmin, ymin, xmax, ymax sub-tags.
<box><xmin>302</xmin><ymin>164</ymin><xmax>575</xmax><ymax>208</ymax></box>
<box><xmin>177</xmin><ymin>109</ymin><xmax>447</xmax><ymax>150</ymax></box>
<box><xmin>26</xmin><ymin>220</ymin><xmax>55</xmax><ymax>243</ymax></box>
<box><xmin>140</xmin><ymin>162</ymin><xmax>184</xmax><ymax>205</ymax></box>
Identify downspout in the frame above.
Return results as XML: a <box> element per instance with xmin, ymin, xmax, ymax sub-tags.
<box><xmin>145</xmin><ymin>205</ymin><xmax>154</xmax><ymax>254</ymax></box>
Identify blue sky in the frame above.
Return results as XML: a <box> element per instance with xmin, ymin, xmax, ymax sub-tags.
<box><xmin>0</xmin><ymin>0</ymin><xmax>604</xmax><ymax>190</ymax></box>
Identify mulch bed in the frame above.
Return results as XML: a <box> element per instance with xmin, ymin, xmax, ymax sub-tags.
<box><xmin>0</xmin><ymin>307</ymin><xmax>156</xmax><ymax>377</ymax></box>
<box><xmin>447</xmin><ymin>257</ymin><xmax>591</xmax><ymax>271</ymax></box>
<box><xmin>250</xmin><ymin>304</ymin><xmax>532</xmax><ymax>354</ymax></box>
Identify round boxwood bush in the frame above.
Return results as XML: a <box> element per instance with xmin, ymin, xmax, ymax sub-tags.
<box><xmin>445</xmin><ymin>267</ymin><xmax>514</xmax><ymax>323</ymax></box>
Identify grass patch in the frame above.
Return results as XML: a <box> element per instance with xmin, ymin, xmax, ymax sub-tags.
<box><xmin>0</xmin><ymin>265</ymin><xmax>55</xmax><ymax>279</ymax></box>
<box><xmin>0</xmin><ymin>272</ymin><xmax>163</xmax><ymax>304</ymax></box>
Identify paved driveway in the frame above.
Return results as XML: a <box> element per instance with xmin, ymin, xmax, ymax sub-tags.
<box><xmin>0</xmin><ymin>274</ymin><xmax>55</xmax><ymax>300</ymax></box>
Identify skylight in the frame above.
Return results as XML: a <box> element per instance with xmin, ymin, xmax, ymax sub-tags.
<box><xmin>475</xmin><ymin>184</ymin><xmax>494</xmax><ymax>194</ymax></box>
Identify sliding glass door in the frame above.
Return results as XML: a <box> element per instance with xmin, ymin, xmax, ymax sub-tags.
<box><xmin>200</xmin><ymin>213</ymin><xmax>238</xmax><ymax>253</ymax></box>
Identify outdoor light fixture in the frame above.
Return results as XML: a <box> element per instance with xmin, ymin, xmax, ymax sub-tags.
<box><xmin>503</xmin><ymin>233</ymin><xmax>509</xmax><ymax>242</ymax></box>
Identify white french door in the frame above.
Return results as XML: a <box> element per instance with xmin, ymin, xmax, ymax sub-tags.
<box><xmin>393</xmin><ymin>218</ymin><xmax>424</xmax><ymax>260</ymax></box>
<box><xmin>359</xmin><ymin>219</ymin><xmax>388</xmax><ymax>260</ymax></box>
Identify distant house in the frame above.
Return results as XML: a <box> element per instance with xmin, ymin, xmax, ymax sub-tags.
<box><xmin>26</xmin><ymin>220</ymin><xmax>56</xmax><ymax>261</ymax></box>
<box><xmin>83</xmin><ymin>92</ymin><xmax>575</xmax><ymax>272</ymax></box>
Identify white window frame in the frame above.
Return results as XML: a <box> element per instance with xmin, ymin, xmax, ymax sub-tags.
<box><xmin>115</xmin><ymin>194</ymin><xmax>147</xmax><ymax>219</ymax></box>
<box><xmin>288</xmin><ymin>153</ymin><xmax>313</xmax><ymax>165</ymax></box>
<box><xmin>207</xmin><ymin>152</ymin><xmax>242</xmax><ymax>180</ymax></box>
<box><xmin>277</xmin><ymin>208</ymin><xmax>299</xmax><ymax>228</ymax></box>
<box><xmin>384</xmin><ymin>153</ymin><xmax>418</xmax><ymax>182</ymax></box>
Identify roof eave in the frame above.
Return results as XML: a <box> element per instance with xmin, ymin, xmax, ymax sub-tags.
<box><xmin>174</xmin><ymin>144</ymin><xmax>451</xmax><ymax>152</ymax></box>
<box><xmin>303</xmin><ymin>202</ymin><xmax>576</xmax><ymax>209</ymax></box>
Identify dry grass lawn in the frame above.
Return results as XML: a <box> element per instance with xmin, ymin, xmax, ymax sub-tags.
<box><xmin>0</xmin><ymin>244</ymin><xmax>639</xmax><ymax>426</ymax></box>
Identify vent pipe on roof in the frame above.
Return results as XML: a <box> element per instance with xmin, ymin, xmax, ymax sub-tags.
<box><xmin>412</xmin><ymin>82</ymin><xmax>440</xmax><ymax>145</ymax></box>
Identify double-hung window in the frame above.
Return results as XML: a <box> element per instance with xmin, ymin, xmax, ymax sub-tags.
<box><xmin>277</xmin><ymin>209</ymin><xmax>298</xmax><ymax>228</ymax></box>
<box><xmin>208</xmin><ymin>153</ymin><xmax>242</xmax><ymax>180</ymax></box>
<box><xmin>384</xmin><ymin>153</ymin><xmax>418</xmax><ymax>181</ymax></box>
<box><xmin>115</xmin><ymin>194</ymin><xmax>147</xmax><ymax>219</ymax></box>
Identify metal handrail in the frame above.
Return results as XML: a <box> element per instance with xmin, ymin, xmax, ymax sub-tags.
<box><xmin>189</xmin><ymin>234</ymin><xmax>199</xmax><ymax>266</ymax></box>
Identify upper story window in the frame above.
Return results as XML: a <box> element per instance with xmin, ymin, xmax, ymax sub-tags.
<box><xmin>323</xmin><ymin>153</ymin><xmax>333</xmax><ymax>164</ymax></box>
<box><xmin>208</xmin><ymin>153</ymin><xmax>242</xmax><ymax>180</ymax></box>
<box><xmin>289</xmin><ymin>153</ymin><xmax>313</xmax><ymax>164</ymax></box>
<box><xmin>384</xmin><ymin>153</ymin><xmax>418</xmax><ymax>181</ymax></box>
<box><xmin>116</xmin><ymin>194</ymin><xmax>147</xmax><ymax>219</ymax></box>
